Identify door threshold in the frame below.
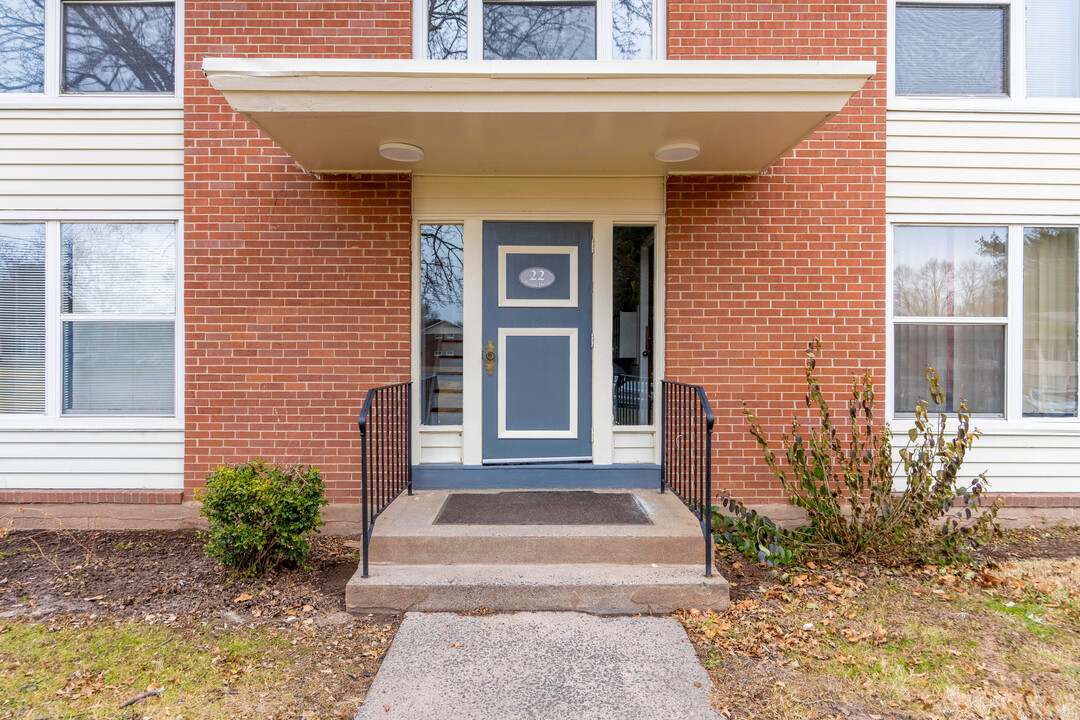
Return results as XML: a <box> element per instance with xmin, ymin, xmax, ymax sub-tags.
<box><xmin>413</xmin><ymin>463</ymin><xmax>660</xmax><ymax>490</ymax></box>
<box><xmin>482</xmin><ymin>457</ymin><xmax>592</xmax><ymax>465</ymax></box>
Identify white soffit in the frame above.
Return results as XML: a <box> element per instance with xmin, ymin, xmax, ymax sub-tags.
<box><xmin>202</xmin><ymin>59</ymin><xmax>876</xmax><ymax>176</ymax></box>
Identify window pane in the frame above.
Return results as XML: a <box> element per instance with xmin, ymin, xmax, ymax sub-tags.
<box><xmin>1027</xmin><ymin>0</ymin><xmax>1080</xmax><ymax>97</ymax></box>
<box><xmin>62</xmin><ymin>2</ymin><xmax>175</xmax><ymax>93</ymax></box>
<box><xmin>0</xmin><ymin>0</ymin><xmax>44</xmax><ymax>93</ymax></box>
<box><xmin>613</xmin><ymin>0</ymin><xmax>652</xmax><ymax>60</ymax></box>
<box><xmin>894</xmin><ymin>324</ymin><xmax>1005</xmax><ymax>415</ymax></box>
<box><xmin>895</xmin><ymin>4</ymin><xmax>1008</xmax><ymax>95</ymax></box>
<box><xmin>612</xmin><ymin>226</ymin><xmax>654</xmax><ymax>426</ymax></box>
<box><xmin>894</xmin><ymin>226</ymin><xmax>1007</xmax><ymax>317</ymax></box>
<box><xmin>1023</xmin><ymin>227</ymin><xmax>1079</xmax><ymax>417</ymax></box>
<box><xmin>420</xmin><ymin>225</ymin><xmax>464</xmax><ymax>426</ymax></box>
<box><xmin>0</xmin><ymin>223</ymin><xmax>46</xmax><ymax>414</ymax></box>
<box><xmin>63</xmin><ymin>320</ymin><xmax>174</xmax><ymax>415</ymax></box>
<box><xmin>484</xmin><ymin>2</ymin><xmax>596</xmax><ymax>60</ymax></box>
<box><xmin>62</xmin><ymin>223</ymin><xmax>176</xmax><ymax>314</ymax></box>
<box><xmin>429</xmin><ymin>0</ymin><xmax>468</xmax><ymax>59</ymax></box>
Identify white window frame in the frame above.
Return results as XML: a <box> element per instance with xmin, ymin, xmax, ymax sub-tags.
<box><xmin>0</xmin><ymin>0</ymin><xmax>183</xmax><ymax>108</ymax></box>
<box><xmin>887</xmin><ymin>218</ymin><xmax>1080</xmax><ymax>431</ymax></box>
<box><xmin>0</xmin><ymin>211</ymin><xmax>184</xmax><ymax>430</ymax></box>
<box><xmin>413</xmin><ymin>0</ymin><xmax>667</xmax><ymax>61</ymax></box>
<box><xmin>889</xmin><ymin>0</ymin><xmax>1080</xmax><ymax>111</ymax></box>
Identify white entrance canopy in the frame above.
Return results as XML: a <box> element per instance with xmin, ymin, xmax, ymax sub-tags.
<box><xmin>202</xmin><ymin>59</ymin><xmax>876</xmax><ymax>176</ymax></box>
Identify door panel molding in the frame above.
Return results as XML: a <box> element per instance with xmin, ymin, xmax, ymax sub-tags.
<box><xmin>497</xmin><ymin>327</ymin><xmax>578</xmax><ymax>439</ymax></box>
<box><xmin>497</xmin><ymin>245</ymin><xmax>579</xmax><ymax>308</ymax></box>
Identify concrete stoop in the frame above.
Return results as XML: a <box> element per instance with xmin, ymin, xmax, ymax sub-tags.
<box><xmin>346</xmin><ymin>489</ymin><xmax>730</xmax><ymax>615</ymax></box>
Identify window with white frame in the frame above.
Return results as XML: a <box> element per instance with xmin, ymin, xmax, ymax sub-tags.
<box><xmin>894</xmin><ymin>0</ymin><xmax>1080</xmax><ymax>98</ymax></box>
<box><xmin>422</xmin><ymin>0</ymin><xmax>661</xmax><ymax>60</ymax></box>
<box><xmin>892</xmin><ymin>225</ymin><xmax>1079</xmax><ymax>420</ymax></box>
<box><xmin>0</xmin><ymin>0</ymin><xmax>177</xmax><ymax>96</ymax></box>
<box><xmin>0</xmin><ymin>221</ymin><xmax>178</xmax><ymax>417</ymax></box>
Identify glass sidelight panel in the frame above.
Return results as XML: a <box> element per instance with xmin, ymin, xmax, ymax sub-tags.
<box><xmin>0</xmin><ymin>0</ymin><xmax>45</xmax><ymax>93</ymax></box>
<box><xmin>612</xmin><ymin>226</ymin><xmax>654</xmax><ymax>425</ymax></box>
<box><xmin>612</xmin><ymin>0</ymin><xmax>652</xmax><ymax>59</ymax></box>
<box><xmin>0</xmin><ymin>223</ymin><xmax>46</xmax><ymax>413</ymax></box>
<box><xmin>1023</xmin><ymin>227</ymin><xmax>1079</xmax><ymax>417</ymax></box>
<box><xmin>428</xmin><ymin>0</ymin><xmax>468</xmax><ymax>59</ymax></box>
<box><xmin>420</xmin><ymin>224</ymin><xmax>465</xmax><ymax>425</ymax></box>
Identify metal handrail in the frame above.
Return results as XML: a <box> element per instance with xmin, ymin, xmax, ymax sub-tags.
<box><xmin>357</xmin><ymin>381</ymin><xmax>412</xmax><ymax>578</ymax></box>
<box><xmin>660</xmin><ymin>380</ymin><xmax>715</xmax><ymax>578</ymax></box>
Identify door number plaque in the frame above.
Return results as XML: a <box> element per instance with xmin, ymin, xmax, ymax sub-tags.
<box><xmin>518</xmin><ymin>267</ymin><xmax>555</xmax><ymax>289</ymax></box>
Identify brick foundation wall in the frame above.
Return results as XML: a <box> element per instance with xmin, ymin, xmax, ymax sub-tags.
<box><xmin>665</xmin><ymin>2</ymin><xmax>888</xmax><ymax>503</ymax></box>
<box><xmin>184</xmin><ymin>2</ymin><xmax>413</xmax><ymax>503</ymax></box>
<box><xmin>0</xmin><ymin>490</ymin><xmax>183</xmax><ymax>505</ymax></box>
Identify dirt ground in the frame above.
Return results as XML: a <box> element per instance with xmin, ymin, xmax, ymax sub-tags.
<box><xmin>0</xmin><ymin>528</ymin><xmax>397</xmax><ymax>719</ymax></box>
<box><xmin>683</xmin><ymin>526</ymin><xmax>1080</xmax><ymax>720</ymax></box>
<box><xmin>1</xmin><ymin>524</ymin><xmax>1079</xmax><ymax>719</ymax></box>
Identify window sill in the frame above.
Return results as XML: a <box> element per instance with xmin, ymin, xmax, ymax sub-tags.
<box><xmin>890</xmin><ymin>417</ymin><xmax>1080</xmax><ymax>436</ymax></box>
<box><xmin>0</xmin><ymin>95</ymin><xmax>183</xmax><ymax>111</ymax></box>
<box><xmin>0</xmin><ymin>417</ymin><xmax>184</xmax><ymax>432</ymax></box>
<box><xmin>889</xmin><ymin>96</ymin><xmax>1080</xmax><ymax>114</ymax></box>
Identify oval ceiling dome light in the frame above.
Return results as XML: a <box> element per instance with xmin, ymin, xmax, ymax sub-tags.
<box><xmin>379</xmin><ymin>142</ymin><xmax>425</xmax><ymax>162</ymax></box>
<box><xmin>654</xmin><ymin>142</ymin><xmax>700</xmax><ymax>163</ymax></box>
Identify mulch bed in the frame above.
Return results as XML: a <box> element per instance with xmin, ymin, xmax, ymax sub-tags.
<box><xmin>0</xmin><ymin>529</ymin><xmax>365</xmax><ymax>623</ymax></box>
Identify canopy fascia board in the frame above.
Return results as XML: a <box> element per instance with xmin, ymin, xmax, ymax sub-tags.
<box><xmin>202</xmin><ymin>59</ymin><xmax>876</xmax><ymax>176</ymax></box>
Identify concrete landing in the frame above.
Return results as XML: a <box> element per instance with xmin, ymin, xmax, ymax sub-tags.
<box><xmin>346</xmin><ymin>563</ymin><xmax>729</xmax><ymax>614</ymax></box>
<box><xmin>354</xmin><ymin>612</ymin><xmax>720</xmax><ymax>720</ymax></box>
<box><xmin>367</xmin><ymin>489</ymin><xmax>704</xmax><ymax>566</ymax></box>
<box><xmin>346</xmin><ymin>488</ymin><xmax>728</xmax><ymax>615</ymax></box>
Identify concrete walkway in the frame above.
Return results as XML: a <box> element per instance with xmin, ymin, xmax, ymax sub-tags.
<box><xmin>355</xmin><ymin>612</ymin><xmax>720</xmax><ymax>720</ymax></box>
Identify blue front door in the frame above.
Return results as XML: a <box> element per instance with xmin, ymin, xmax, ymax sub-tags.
<box><xmin>482</xmin><ymin>222</ymin><xmax>593</xmax><ymax>463</ymax></box>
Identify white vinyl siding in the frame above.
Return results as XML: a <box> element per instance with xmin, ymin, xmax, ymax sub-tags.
<box><xmin>0</xmin><ymin>108</ymin><xmax>183</xmax><ymax>212</ymax></box>
<box><xmin>889</xmin><ymin>425</ymin><xmax>1080</xmax><ymax>493</ymax></box>
<box><xmin>0</xmin><ymin>430</ymin><xmax>183</xmax><ymax>489</ymax></box>
<box><xmin>888</xmin><ymin>110</ymin><xmax>1080</xmax><ymax>216</ymax></box>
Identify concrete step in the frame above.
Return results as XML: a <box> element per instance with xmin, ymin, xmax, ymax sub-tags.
<box><xmin>346</xmin><ymin>563</ymin><xmax>729</xmax><ymax>615</ymax></box>
<box><xmin>368</xmin><ymin>489</ymin><xmax>706</xmax><ymax>566</ymax></box>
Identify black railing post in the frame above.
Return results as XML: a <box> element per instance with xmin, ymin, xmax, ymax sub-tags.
<box><xmin>357</xmin><ymin>382</ymin><xmax>412</xmax><ymax>580</ymax></box>
<box><xmin>659</xmin><ymin>381</ymin><xmax>667</xmax><ymax>493</ymax></box>
<box><xmin>659</xmin><ymin>380</ymin><xmax>715</xmax><ymax>579</ymax></box>
<box><xmin>406</xmin><ymin>383</ymin><xmax>413</xmax><ymax>495</ymax></box>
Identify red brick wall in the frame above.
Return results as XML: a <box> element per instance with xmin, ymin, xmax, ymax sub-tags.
<box><xmin>665</xmin><ymin>2</ymin><xmax>887</xmax><ymax>503</ymax></box>
<box><xmin>184</xmin><ymin>2</ymin><xmax>413</xmax><ymax>502</ymax></box>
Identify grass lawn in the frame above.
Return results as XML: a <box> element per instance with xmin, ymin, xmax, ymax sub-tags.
<box><xmin>0</xmin><ymin>528</ymin><xmax>398</xmax><ymax>720</ymax></box>
<box><xmin>681</xmin><ymin>528</ymin><xmax>1080</xmax><ymax>719</ymax></box>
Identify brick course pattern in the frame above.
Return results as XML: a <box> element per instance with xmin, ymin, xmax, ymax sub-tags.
<box><xmin>665</xmin><ymin>2</ymin><xmax>888</xmax><ymax>503</ymax></box>
<box><xmin>184</xmin><ymin>2</ymin><xmax>412</xmax><ymax>503</ymax></box>
<box><xmin>0</xmin><ymin>490</ymin><xmax>184</xmax><ymax>505</ymax></box>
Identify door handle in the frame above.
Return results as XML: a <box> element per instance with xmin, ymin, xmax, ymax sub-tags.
<box><xmin>485</xmin><ymin>340</ymin><xmax>496</xmax><ymax>376</ymax></box>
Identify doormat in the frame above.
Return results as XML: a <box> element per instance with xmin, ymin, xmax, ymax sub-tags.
<box><xmin>433</xmin><ymin>491</ymin><xmax>653</xmax><ymax>526</ymax></box>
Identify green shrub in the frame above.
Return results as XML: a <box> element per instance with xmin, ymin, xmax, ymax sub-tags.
<box><xmin>196</xmin><ymin>459</ymin><xmax>328</xmax><ymax>577</ymax></box>
<box><xmin>712</xmin><ymin>493</ymin><xmax>801</xmax><ymax>567</ymax></box>
<box><xmin>739</xmin><ymin>339</ymin><xmax>1001</xmax><ymax>564</ymax></box>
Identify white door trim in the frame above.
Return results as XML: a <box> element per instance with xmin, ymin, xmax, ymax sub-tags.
<box><xmin>411</xmin><ymin>176</ymin><xmax>666</xmax><ymax>467</ymax></box>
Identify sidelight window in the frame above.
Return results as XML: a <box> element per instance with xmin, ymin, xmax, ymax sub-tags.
<box><xmin>611</xmin><ymin>225</ymin><xmax>654</xmax><ymax>426</ymax></box>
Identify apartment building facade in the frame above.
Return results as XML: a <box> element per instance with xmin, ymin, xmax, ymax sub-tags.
<box><xmin>0</xmin><ymin>0</ymin><xmax>1076</xmax><ymax>528</ymax></box>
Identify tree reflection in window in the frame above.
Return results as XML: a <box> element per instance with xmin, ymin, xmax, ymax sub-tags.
<box><xmin>613</xmin><ymin>0</ymin><xmax>652</xmax><ymax>59</ymax></box>
<box><xmin>63</xmin><ymin>2</ymin><xmax>174</xmax><ymax>93</ymax></box>
<box><xmin>0</xmin><ymin>0</ymin><xmax>45</xmax><ymax>93</ymax></box>
<box><xmin>484</xmin><ymin>2</ymin><xmax>596</xmax><ymax>60</ymax></box>
<box><xmin>420</xmin><ymin>225</ymin><xmax>465</xmax><ymax>425</ymax></box>
<box><xmin>429</xmin><ymin>0</ymin><xmax>468</xmax><ymax>59</ymax></box>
